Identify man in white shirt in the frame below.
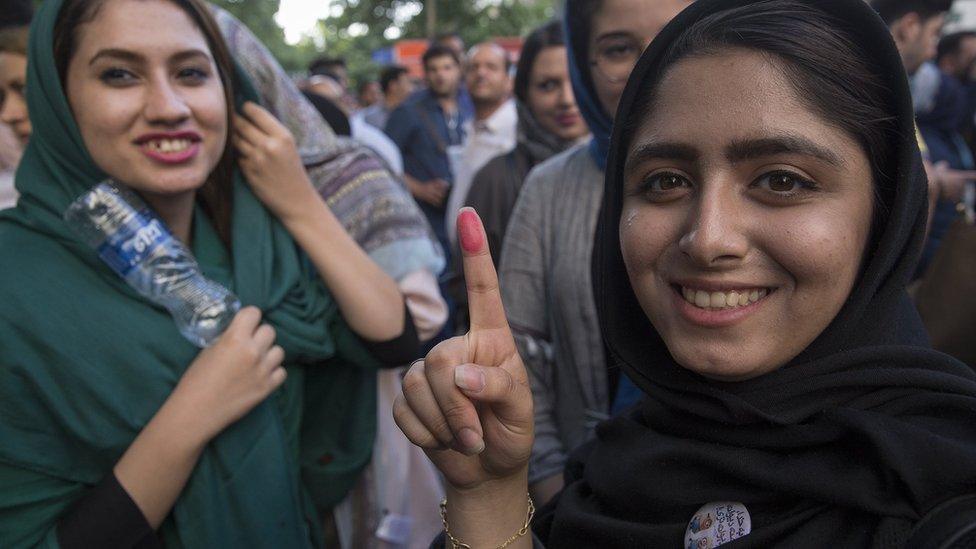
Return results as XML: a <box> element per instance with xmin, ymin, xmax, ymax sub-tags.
<box><xmin>445</xmin><ymin>42</ymin><xmax>517</xmax><ymax>246</ymax></box>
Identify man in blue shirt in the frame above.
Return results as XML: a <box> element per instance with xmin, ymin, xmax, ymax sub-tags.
<box><xmin>386</xmin><ymin>44</ymin><xmax>470</xmax><ymax>255</ymax></box>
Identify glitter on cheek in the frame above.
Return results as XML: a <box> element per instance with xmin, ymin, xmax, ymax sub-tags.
<box><xmin>624</xmin><ymin>208</ymin><xmax>639</xmax><ymax>229</ymax></box>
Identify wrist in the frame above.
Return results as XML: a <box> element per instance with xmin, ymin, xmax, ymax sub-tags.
<box><xmin>162</xmin><ymin>384</ymin><xmax>221</xmax><ymax>448</ymax></box>
<box><xmin>443</xmin><ymin>469</ymin><xmax>531</xmax><ymax>547</ymax></box>
<box><xmin>274</xmin><ymin>183</ymin><xmax>323</xmax><ymax>226</ymax></box>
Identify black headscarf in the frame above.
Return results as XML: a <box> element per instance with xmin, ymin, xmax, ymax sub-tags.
<box><xmin>535</xmin><ymin>0</ymin><xmax>976</xmax><ymax>547</ymax></box>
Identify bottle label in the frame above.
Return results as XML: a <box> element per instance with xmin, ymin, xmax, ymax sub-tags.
<box><xmin>96</xmin><ymin>212</ymin><xmax>169</xmax><ymax>276</ymax></box>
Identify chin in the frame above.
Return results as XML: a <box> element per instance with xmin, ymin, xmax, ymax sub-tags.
<box><xmin>125</xmin><ymin>170</ymin><xmax>209</xmax><ymax>197</ymax></box>
<box><xmin>669</xmin><ymin>343</ymin><xmax>774</xmax><ymax>382</ymax></box>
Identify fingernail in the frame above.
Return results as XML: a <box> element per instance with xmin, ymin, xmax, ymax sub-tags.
<box><xmin>457</xmin><ymin>208</ymin><xmax>484</xmax><ymax>253</ymax></box>
<box><xmin>454</xmin><ymin>364</ymin><xmax>485</xmax><ymax>393</ymax></box>
<box><xmin>458</xmin><ymin>428</ymin><xmax>485</xmax><ymax>454</ymax></box>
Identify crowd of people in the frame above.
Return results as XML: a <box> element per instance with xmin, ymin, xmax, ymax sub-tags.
<box><xmin>1</xmin><ymin>0</ymin><xmax>976</xmax><ymax>547</ymax></box>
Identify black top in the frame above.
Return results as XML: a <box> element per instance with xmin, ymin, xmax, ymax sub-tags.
<box><xmin>527</xmin><ymin>0</ymin><xmax>976</xmax><ymax>547</ymax></box>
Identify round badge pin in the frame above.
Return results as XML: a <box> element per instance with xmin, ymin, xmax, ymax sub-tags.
<box><xmin>684</xmin><ymin>501</ymin><xmax>752</xmax><ymax>549</ymax></box>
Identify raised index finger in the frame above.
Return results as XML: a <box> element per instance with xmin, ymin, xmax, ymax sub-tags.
<box><xmin>457</xmin><ymin>208</ymin><xmax>508</xmax><ymax>331</ymax></box>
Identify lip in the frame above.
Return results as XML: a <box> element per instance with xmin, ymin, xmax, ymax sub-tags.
<box><xmin>134</xmin><ymin>131</ymin><xmax>202</xmax><ymax>165</ymax></box>
<box><xmin>669</xmin><ymin>279</ymin><xmax>775</xmax><ymax>328</ymax></box>
<box><xmin>555</xmin><ymin>112</ymin><xmax>581</xmax><ymax>127</ymax></box>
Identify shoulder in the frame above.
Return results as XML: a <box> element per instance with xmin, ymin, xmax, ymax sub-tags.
<box><xmin>521</xmin><ymin>141</ymin><xmax>595</xmax><ymax>198</ymax></box>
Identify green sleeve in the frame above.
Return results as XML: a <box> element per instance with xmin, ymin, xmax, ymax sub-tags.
<box><xmin>0</xmin><ymin>461</ymin><xmax>83</xmax><ymax>548</ymax></box>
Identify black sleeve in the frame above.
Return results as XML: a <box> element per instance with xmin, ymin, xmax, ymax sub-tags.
<box><xmin>57</xmin><ymin>473</ymin><xmax>162</xmax><ymax>549</ymax></box>
<box><xmin>362</xmin><ymin>301</ymin><xmax>421</xmax><ymax>367</ymax></box>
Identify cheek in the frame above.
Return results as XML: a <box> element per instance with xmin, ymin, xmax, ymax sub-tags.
<box><xmin>190</xmin><ymin>87</ymin><xmax>228</xmax><ymax>157</ymax></box>
<box><xmin>528</xmin><ymin>92</ymin><xmax>558</xmax><ymax>122</ymax></box>
<box><xmin>763</xmin><ymin>200</ymin><xmax>870</xmax><ymax>312</ymax></box>
<box><xmin>590</xmin><ymin>72</ymin><xmax>626</xmax><ymax>118</ymax></box>
<box><xmin>619</xmin><ymin>202</ymin><xmax>682</xmax><ymax>302</ymax></box>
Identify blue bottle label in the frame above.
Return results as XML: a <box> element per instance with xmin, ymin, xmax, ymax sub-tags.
<box><xmin>96</xmin><ymin>212</ymin><xmax>170</xmax><ymax>276</ymax></box>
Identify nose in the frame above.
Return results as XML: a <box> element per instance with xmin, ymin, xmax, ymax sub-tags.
<box><xmin>558</xmin><ymin>79</ymin><xmax>576</xmax><ymax>107</ymax></box>
<box><xmin>0</xmin><ymin>91</ymin><xmax>28</xmax><ymax>126</ymax></box>
<box><xmin>143</xmin><ymin>77</ymin><xmax>191</xmax><ymax>125</ymax></box>
<box><xmin>678</xmin><ymin>179</ymin><xmax>750</xmax><ymax>267</ymax></box>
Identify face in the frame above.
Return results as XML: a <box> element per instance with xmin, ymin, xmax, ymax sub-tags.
<box><xmin>942</xmin><ymin>36</ymin><xmax>976</xmax><ymax>81</ymax></box>
<box><xmin>66</xmin><ymin>0</ymin><xmax>227</xmax><ymax>204</ymax></box>
<box><xmin>425</xmin><ymin>54</ymin><xmax>461</xmax><ymax>99</ymax></box>
<box><xmin>388</xmin><ymin>73</ymin><xmax>414</xmax><ymax>104</ymax></box>
<box><xmin>465</xmin><ymin>44</ymin><xmax>511</xmax><ymax>107</ymax></box>
<box><xmin>526</xmin><ymin>46</ymin><xmax>588</xmax><ymax>142</ymax></box>
<box><xmin>307</xmin><ymin>76</ymin><xmax>344</xmax><ymax>103</ymax></box>
<box><xmin>588</xmin><ymin>0</ymin><xmax>692</xmax><ymax>117</ymax></box>
<box><xmin>439</xmin><ymin>36</ymin><xmax>466</xmax><ymax>61</ymax></box>
<box><xmin>359</xmin><ymin>81</ymin><xmax>381</xmax><ymax>107</ymax></box>
<box><xmin>895</xmin><ymin>13</ymin><xmax>946</xmax><ymax>74</ymax></box>
<box><xmin>0</xmin><ymin>51</ymin><xmax>30</xmax><ymax>145</ymax></box>
<box><xmin>620</xmin><ymin>50</ymin><xmax>874</xmax><ymax>381</ymax></box>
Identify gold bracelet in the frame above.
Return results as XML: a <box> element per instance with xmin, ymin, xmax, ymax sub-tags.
<box><xmin>440</xmin><ymin>493</ymin><xmax>535</xmax><ymax>549</ymax></box>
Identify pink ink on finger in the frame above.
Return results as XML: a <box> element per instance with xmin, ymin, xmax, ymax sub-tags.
<box><xmin>458</xmin><ymin>208</ymin><xmax>484</xmax><ymax>254</ymax></box>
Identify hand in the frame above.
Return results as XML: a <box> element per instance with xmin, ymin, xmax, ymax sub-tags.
<box><xmin>932</xmin><ymin>161</ymin><xmax>976</xmax><ymax>203</ymax></box>
<box><xmin>233</xmin><ymin>101</ymin><xmax>319</xmax><ymax>222</ymax></box>
<box><xmin>407</xmin><ymin>177</ymin><xmax>449</xmax><ymax>207</ymax></box>
<box><xmin>393</xmin><ymin>208</ymin><xmax>533</xmax><ymax>493</ymax></box>
<box><xmin>173</xmin><ymin>307</ymin><xmax>286</xmax><ymax>440</ymax></box>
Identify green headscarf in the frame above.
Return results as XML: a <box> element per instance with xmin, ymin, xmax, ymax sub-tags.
<box><xmin>0</xmin><ymin>0</ymin><xmax>377</xmax><ymax>546</ymax></box>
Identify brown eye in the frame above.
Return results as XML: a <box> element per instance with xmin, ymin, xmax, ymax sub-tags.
<box><xmin>768</xmin><ymin>173</ymin><xmax>797</xmax><ymax>192</ymax></box>
<box><xmin>639</xmin><ymin>172</ymin><xmax>690</xmax><ymax>194</ymax></box>
<box><xmin>659</xmin><ymin>174</ymin><xmax>684</xmax><ymax>190</ymax></box>
<box><xmin>752</xmin><ymin>170</ymin><xmax>818</xmax><ymax>198</ymax></box>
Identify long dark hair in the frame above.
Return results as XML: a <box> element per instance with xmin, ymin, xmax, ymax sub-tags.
<box><xmin>53</xmin><ymin>0</ymin><xmax>237</xmax><ymax>248</ymax></box>
<box><xmin>514</xmin><ymin>19</ymin><xmax>566</xmax><ymax>103</ymax></box>
<box><xmin>623</xmin><ymin>0</ymin><xmax>897</xmax><ymax>230</ymax></box>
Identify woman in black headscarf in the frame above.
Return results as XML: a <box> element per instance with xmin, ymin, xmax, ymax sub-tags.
<box><xmin>393</xmin><ymin>0</ymin><xmax>976</xmax><ymax>547</ymax></box>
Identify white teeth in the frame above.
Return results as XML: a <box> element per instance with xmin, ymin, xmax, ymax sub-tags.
<box><xmin>680</xmin><ymin>286</ymin><xmax>770</xmax><ymax>310</ymax></box>
<box><xmin>145</xmin><ymin>139</ymin><xmax>191</xmax><ymax>153</ymax></box>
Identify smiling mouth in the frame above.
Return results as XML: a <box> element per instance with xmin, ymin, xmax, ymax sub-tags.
<box><xmin>676</xmin><ymin>285</ymin><xmax>773</xmax><ymax>310</ymax></box>
<box><xmin>141</xmin><ymin>138</ymin><xmax>196</xmax><ymax>154</ymax></box>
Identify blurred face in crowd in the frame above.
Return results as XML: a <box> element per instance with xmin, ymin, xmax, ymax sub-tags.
<box><xmin>65</xmin><ymin>0</ymin><xmax>228</xmax><ymax>202</ymax></box>
<box><xmin>424</xmin><ymin>53</ymin><xmax>462</xmax><ymax>100</ymax></box>
<box><xmin>526</xmin><ymin>46</ymin><xmax>588</xmax><ymax>142</ymax></box>
<box><xmin>620</xmin><ymin>49</ymin><xmax>874</xmax><ymax>381</ymax></box>
<box><xmin>359</xmin><ymin>81</ymin><xmax>381</xmax><ymax>107</ymax></box>
<box><xmin>588</xmin><ymin>0</ymin><xmax>692</xmax><ymax>118</ymax></box>
<box><xmin>465</xmin><ymin>43</ymin><xmax>512</xmax><ymax>109</ymax></box>
<box><xmin>438</xmin><ymin>35</ymin><xmax>466</xmax><ymax>62</ymax></box>
<box><xmin>939</xmin><ymin>35</ymin><xmax>976</xmax><ymax>81</ymax></box>
<box><xmin>0</xmin><ymin>51</ymin><xmax>30</xmax><ymax>145</ymax></box>
<box><xmin>386</xmin><ymin>72</ymin><xmax>414</xmax><ymax>106</ymax></box>
<box><xmin>307</xmin><ymin>75</ymin><xmax>345</xmax><ymax>103</ymax></box>
<box><xmin>891</xmin><ymin>12</ymin><xmax>946</xmax><ymax>74</ymax></box>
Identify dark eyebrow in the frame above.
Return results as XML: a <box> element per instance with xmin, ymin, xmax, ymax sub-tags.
<box><xmin>89</xmin><ymin>48</ymin><xmax>143</xmax><ymax>66</ymax></box>
<box><xmin>625</xmin><ymin>142</ymin><xmax>699</xmax><ymax>175</ymax></box>
<box><xmin>594</xmin><ymin>31</ymin><xmax>640</xmax><ymax>44</ymax></box>
<box><xmin>726</xmin><ymin>135</ymin><xmax>843</xmax><ymax>167</ymax></box>
<box><xmin>89</xmin><ymin>48</ymin><xmax>211</xmax><ymax>67</ymax></box>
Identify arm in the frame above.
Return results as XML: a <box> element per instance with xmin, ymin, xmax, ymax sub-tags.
<box><xmin>393</xmin><ymin>209</ymin><xmax>534</xmax><ymax>549</ymax></box>
<box><xmin>0</xmin><ymin>309</ymin><xmax>284</xmax><ymax>546</ymax></box>
<box><xmin>499</xmin><ymin>173</ymin><xmax>566</xmax><ymax>500</ymax></box>
<box><xmin>234</xmin><ymin>102</ymin><xmax>405</xmax><ymax>342</ymax></box>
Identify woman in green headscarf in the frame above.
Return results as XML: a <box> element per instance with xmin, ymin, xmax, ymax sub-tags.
<box><xmin>0</xmin><ymin>0</ymin><xmax>405</xmax><ymax>546</ymax></box>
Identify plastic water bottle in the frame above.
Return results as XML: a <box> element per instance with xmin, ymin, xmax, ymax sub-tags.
<box><xmin>64</xmin><ymin>180</ymin><xmax>240</xmax><ymax>347</ymax></box>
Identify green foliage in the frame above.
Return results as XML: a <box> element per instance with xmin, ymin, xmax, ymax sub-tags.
<box><xmin>36</xmin><ymin>0</ymin><xmax>558</xmax><ymax>83</ymax></box>
<box><xmin>209</xmin><ymin>0</ymin><xmax>562</xmax><ymax>83</ymax></box>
